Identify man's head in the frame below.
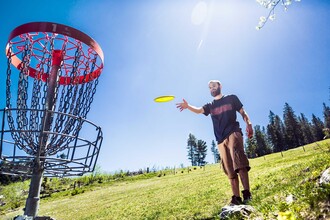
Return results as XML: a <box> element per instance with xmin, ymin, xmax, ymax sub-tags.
<box><xmin>208</xmin><ymin>80</ymin><xmax>222</xmax><ymax>97</ymax></box>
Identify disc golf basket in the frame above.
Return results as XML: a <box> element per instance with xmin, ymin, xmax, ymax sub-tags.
<box><xmin>0</xmin><ymin>22</ymin><xmax>104</xmax><ymax>218</ymax></box>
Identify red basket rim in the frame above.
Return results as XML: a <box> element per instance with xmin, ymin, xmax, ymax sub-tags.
<box><xmin>5</xmin><ymin>22</ymin><xmax>104</xmax><ymax>85</ymax></box>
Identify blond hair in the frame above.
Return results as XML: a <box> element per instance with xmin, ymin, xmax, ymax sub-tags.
<box><xmin>208</xmin><ymin>80</ymin><xmax>221</xmax><ymax>86</ymax></box>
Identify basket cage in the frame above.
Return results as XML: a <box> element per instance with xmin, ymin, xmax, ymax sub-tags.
<box><xmin>0</xmin><ymin>22</ymin><xmax>104</xmax><ymax>177</ymax></box>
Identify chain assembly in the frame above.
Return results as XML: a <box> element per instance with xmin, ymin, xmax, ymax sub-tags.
<box><xmin>0</xmin><ymin>22</ymin><xmax>104</xmax><ymax>177</ymax></box>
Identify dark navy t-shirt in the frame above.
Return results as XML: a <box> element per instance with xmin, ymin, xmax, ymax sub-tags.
<box><xmin>203</xmin><ymin>95</ymin><xmax>243</xmax><ymax>144</ymax></box>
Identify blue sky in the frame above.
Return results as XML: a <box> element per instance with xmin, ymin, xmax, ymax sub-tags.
<box><xmin>0</xmin><ymin>0</ymin><xmax>329</xmax><ymax>173</ymax></box>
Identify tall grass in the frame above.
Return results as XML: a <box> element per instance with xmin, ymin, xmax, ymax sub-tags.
<box><xmin>2</xmin><ymin>139</ymin><xmax>330</xmax><ymax>219</ymax></box>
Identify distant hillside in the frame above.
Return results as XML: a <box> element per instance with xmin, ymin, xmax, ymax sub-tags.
<box><xmin>2</xmin><ymin>139</ymin><xmax>330</xmax><ymax>219</ymax></box>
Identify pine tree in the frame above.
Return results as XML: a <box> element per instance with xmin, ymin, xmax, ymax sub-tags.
<box><xmin>187</xmin><ymin>133</ymin><xmax>197</xmax><ymax>166</ymax></box>
<box><xmin>311</xmin><ymin>114</ymin><xmax>325</xmax><ymax>141</ymax></box>
<box><xmin>323</xmin><ymin>103</ymin><xmax>330</xmax><ymax>129</ymax></box>
<box><xmin>245</xmin><ymin>137</ymin><xmax>257</xmax><ymax>158</ymax></box>
<box><xmin>267</xmin><ymin>111</ymin><xmax>285</xmax><ymax>152</ymax></box>
<box><xmin>298</xmin><ymin>113</ymin><xmax>314</xmax><ymax>145</ymax></box>
<box><xmin>262</xmin><ymin>126</ymin><xmax>273</xmax><ymax>154</ymax></box>
<box><xmin>323</xmin><ymin>103</ymin><xmax>330</xmax><ymax>138</ymax></box>
<box><xmin>254</xmin><ymin>125</ymin><xmax>272</xmax><ymax>157</ymax></box>
<box><xmin>283</xmin><ymin>103</ymin><xmax>303</xmax><ymax>148</ymax></box>
<box><xmin>275</xmin><ymin>115</ymin><xmax>287</xmax><ymax>151</ymax></box>
<box><xmin>267</xmin><ymin>111</ymin><xmax>276</xmax><ymax>150</ymax></box>
<box><xmin>195</xmin><ymin>139</ymin><xmax>207</xmax><ymax>166</ymax></box>
<box><xmin>266</xmin><ymin>111</ymin><xmax>286</xmax><ymax>152</ymax></box>
<box><xmin>210</xmin><ymin>140</ymin><xmax>220</xmax><ymax>163</ymax></box>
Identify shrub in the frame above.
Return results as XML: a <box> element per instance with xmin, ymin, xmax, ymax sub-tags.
<box><xmin>70</xmin><ymin>188</ymin><xmax>85</xmax><ymax>196</ymax></box>
<box><xmin>0</xmin><ymin>181</ymin><xmax>29</xmax><ymax>214</ymax></box>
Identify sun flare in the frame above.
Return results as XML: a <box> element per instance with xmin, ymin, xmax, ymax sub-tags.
<box><xmin>191</xmin><ymin>1</ymin><xmax>208</xmax><ymax>25</ymax></box>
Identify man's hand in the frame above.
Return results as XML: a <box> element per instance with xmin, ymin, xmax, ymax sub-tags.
<box><xmin>176</xmin><ymin>99</ymin><xmax>188</xmax><ymax>112</ymax></box>
<box><xmin>246</xmin><ymin>124</ymin><xmax>253</xmax><ymax>139</ymax></box>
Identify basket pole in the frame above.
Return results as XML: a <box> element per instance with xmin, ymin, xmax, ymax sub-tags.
<box><xmin>24</xmin><ymin>50</ymin><xmax>62</xmax><ymax>217</ymax></box>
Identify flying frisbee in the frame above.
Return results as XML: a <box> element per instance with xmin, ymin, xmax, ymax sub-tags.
<box><xmin>154</xmin><ymin>95</ymin><xmax>175</xmax><ymax>103</ymax></box>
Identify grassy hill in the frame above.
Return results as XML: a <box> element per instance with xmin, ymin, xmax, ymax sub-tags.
<box><xmin>2</xmin><ymin>139</ymin><xmax>330</xmax><ymax>219</ymax></box>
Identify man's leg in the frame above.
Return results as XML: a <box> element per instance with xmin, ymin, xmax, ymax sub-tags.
<box><xmin>218</xmin><ymin>141</ymin><xmax>239</xmax><ymax>196</ymax></box>
<box><xmin>229</xmin><ymin>176</ymin><xmax>240</xmax><ymax>197</ymax></box>
<box><xmin>218</xmin><ymin>140</ymin><xmax>242</xmax><ymax>205</ymax></box>
<box><xmin>239</xmin><ymin>168</ymin><xmax>252</xmax><ymax>203</ymax></box>
<box><xmin>238</xmin><ymin>168</ymin><xmax>250</xmax><ymax>191</ymax></box>
<box><xmin>228</xmin><ymin>132</ymin><xmax>252</xmax><ymax>203</ymax></box>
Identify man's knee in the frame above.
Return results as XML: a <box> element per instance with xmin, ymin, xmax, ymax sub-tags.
<box><xmin>235</xmin><ymin>166</ymin><xmax>250</xmax><ymax>173</ymax></box>
<box><xmin>228</xmin><ymin>173</ymin><xmax>238</xmax><ymax>179</ymax></box>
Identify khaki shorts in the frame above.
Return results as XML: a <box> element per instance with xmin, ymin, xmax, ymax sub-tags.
<box><xmin>218</xmin><ymin>131</ymin><xmax>250</xmax><ymax>179</ymax></box>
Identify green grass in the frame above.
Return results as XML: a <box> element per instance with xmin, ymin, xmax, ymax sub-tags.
<box><xmin>2</xmin><ymin>140</ymin><xmax>330</xmax><ymax>219</ymax></box>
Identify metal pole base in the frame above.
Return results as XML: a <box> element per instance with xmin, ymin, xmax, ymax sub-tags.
<box><xmin>24</xmin><ymin>197</ymin><xmax>40</xmax><ymax>217</ymax></box>
<box><xmin>24</xmin><ymin>163</ymin><xmax>44</xmax><ymax>218</ymax></box>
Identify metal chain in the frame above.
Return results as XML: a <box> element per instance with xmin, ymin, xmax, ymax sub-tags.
<box><xmin>16</xmin><ymin>37</ymin><xmax>30</xmax><ymax>129</ymax></box>
<box><xmin>37</xmin><ymin>33</ymin><xmax>55</xmax><ymax>155</ymax></box>
<box><xmin>61</xmin><ymin>42</ymin><xmax>82</xmax><ymax>152</ymax></box>
<box><xmin>54</xmin><ymin>36</ymin><xmax>69</xmax><ymax>132</ymax></box>
<box><xmin>5</xmin><ymin>44</ymin><xmax>18</xmax><ymax>143</ymax></box>
<box><xmin>44</xmin><ymin>34</ymin><xmax>67</xmax><ymax>154</ymax></box>
<box><xmin>48</xmin><ymin>34</ymin><xmax>60</xmax><ymax>134</ymax></box>
<box><xmin>41</xmin><ymin>33</ymin><xmax>54</xmax><ymax>111</ymax></box>
<box><xmin>17</xmin><ymin>36</ymin><xmax>32</xmax><ymax>149</ymax></box>
<box><xmin>6</xmin><ymin>43</ymin><xmax>12</xmax><ymax>108</ymax></box>
<box><xmin>6</xmin><ymin>39</ymin><xmax>31</xmax><ymax>155</ymax></box>
<box><xmin>47</xmin><ymin>40</ymin><xmax>81</xmax><ymax>154</ymax></box>
<box><xmin>64</xmin><ymin>53</ymin><xmax>100</xmax><ymax>150</ymax></box>
<box><xmin>65</xmin><ymin>46</ymin><xmax>92</xmax><ymax>148</ymax></box>
<box><xmin>46</xmin><ymin>38</ymin><xmax>68</xmax><ymax>154</ymax></box>
<box><xmin>30</xmin><ymin>36</ymin><xmax>49</xmax><ymax>145</ymax></box>
<box><xmin>81</xmin><ymin>54</ymin><xmax>99</xmax><ymax>118</ymax></box>
<box><xmin>51</xmin><ymin>33</ymin><xmax>65</xmax><ymax>113</ymax></box>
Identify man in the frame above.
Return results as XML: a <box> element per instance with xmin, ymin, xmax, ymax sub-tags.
<box><xmin>176</xmin><ymin>80</ymin><xmax>253</xmax><ymax>205</ymax></box>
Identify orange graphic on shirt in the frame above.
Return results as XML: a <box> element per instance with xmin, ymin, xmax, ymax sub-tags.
<box><xmin>210</xmin><ymin>104</ymin><xmax>232</xmax><ymax>116</ymax></box>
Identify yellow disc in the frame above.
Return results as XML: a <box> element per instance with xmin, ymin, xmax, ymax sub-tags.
<box><xmin>154</xmin><ymin>95</ymin><xmax>175</xmax><ymax>102</ymax></box>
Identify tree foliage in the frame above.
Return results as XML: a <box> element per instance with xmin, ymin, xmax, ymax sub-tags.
<box><xmin>187</xmin><ymin>133</ymin><xmax>197</xmax><ymax>166</ymax></box>
<box><xmin>210</xmin><ymin>140</ymin><xmax>220</xmax><ymax>163</ymax></box>
<box><xmin>323</xmin><ymin>103</ymin><xmax>330</xmax><ymax>129</ymax></box>
<box><xmin>311</xmin><ymin>114</ymin><xmax>325</xmax><ymax>141</ymax></box>
<box><xmin>247</xmin><ymin>102</ymin><xmax>328</xmax><ymax>158</ymax></box>
<box><xmin>283</xmin><ymin>103</ymin><xmax>303</xmax><ymax>148</ymax></box>
<box><xmin>267</xmin><ymin>111</ymin><xmax>286</xmax><ymax>152</ymax></box>
<box><xmin>298</xmin><ymin>113</ymin><xmax>315</xmax><ymax>145</ymax></box>
<box><xmin>254</xmin><ymin>125</ymin><xmax>272</xmax><ymax>157</ymax></box>
<box><xmin>256</xmin><ymin>0</ymin><xmax>301</xmax><ymax>30</ymax></box>
<box><xmin>186</xmin><ymin>134</ymin><xmax>208</xmax><ymax>166</ymax></box>
<box><xmin>195</xmin><ymin>140</ymin><xmax>207</xmax><ymax>166</ymax></box>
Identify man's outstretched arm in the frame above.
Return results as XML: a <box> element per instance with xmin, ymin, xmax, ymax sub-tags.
<box><xmin>176</xmin><ymin>99</ymin><xmax>204</xmax><ymax>114</ymax></box>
